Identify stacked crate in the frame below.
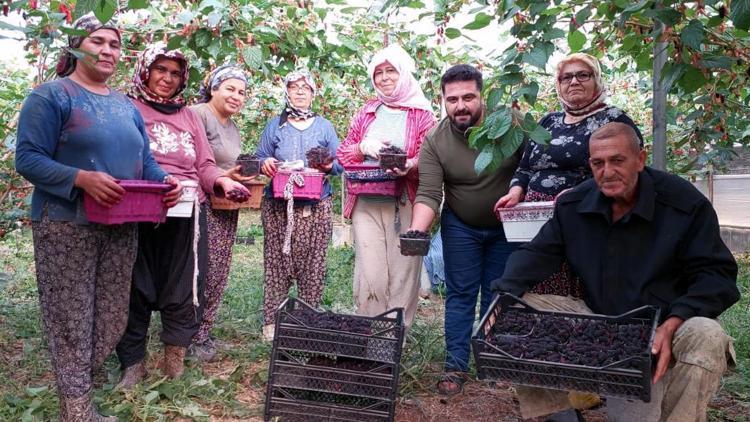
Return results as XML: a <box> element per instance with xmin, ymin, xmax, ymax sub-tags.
<box><xmin>264</xmin><ymin>298</ymin><xmax>404</xmax><ymax>422</ymax></box>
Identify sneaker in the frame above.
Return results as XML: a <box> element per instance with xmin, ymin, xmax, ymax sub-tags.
<box><xmin>263</xmin><ymin>324</ymin><xmax>275</xmax><ymax>341</ymax></box>
<box><xmin>188</xmin><ymin>338</ymin><xmax>218</xmax><ymax>362</ymax></box>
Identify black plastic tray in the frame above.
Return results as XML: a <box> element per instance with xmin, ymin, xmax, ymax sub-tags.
<box><xmin>471</xmin><ymin>294</ymin><xmax>659</xmax><ymax>402</ymax></box>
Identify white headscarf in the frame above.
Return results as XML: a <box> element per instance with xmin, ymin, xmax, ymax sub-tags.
<box><xmin>367</xmin><ymin>44</ymin><xmax>432</xmax><ymax>111</ymax></box>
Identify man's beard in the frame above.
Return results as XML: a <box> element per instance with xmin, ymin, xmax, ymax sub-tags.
<box><xmin>449</xmin><ymin>109</ymin><xmax>481</xmax><ymax>131</ymax></box>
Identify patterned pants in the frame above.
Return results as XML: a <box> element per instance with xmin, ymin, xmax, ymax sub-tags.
<box><xmin>194</xmin><ymin>207</ymin><xmax>239</xmax><ymax>343</ymax></box>
<box><xmin>261</xmin><ymin>197</ymin><xmax>332</xmax><ymax>324</ymax></box>
<box><xmin>32</xmin><ymin>218</ymin><xmax>137</xmax><ymax>398</ymax></box>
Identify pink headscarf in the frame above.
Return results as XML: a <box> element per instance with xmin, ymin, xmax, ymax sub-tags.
<box><xmin>367</xmin><ymin>44</ymin><xmax>432</xmax><ymax>111</ymax></box>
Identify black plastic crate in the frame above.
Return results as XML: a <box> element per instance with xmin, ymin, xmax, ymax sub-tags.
<box><xmin>265</xmin><ymin>298</ymin><xmax>404</xmax><ymax>422</ymax></box>
<box><xmin>471</xmin><ymin>294</ymin><xmax>659</xmax><ymax>402</ymax></box>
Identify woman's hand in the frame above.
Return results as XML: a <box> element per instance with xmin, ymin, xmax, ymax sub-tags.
<box><xmin>385</xmin><ymin>158</ymin><xmax>415</xmax><ymax>177</ymax></box>
<box><xmin>74</xmin><ymin>170</ymin><xmax>125</xmax><ymax>208</ymax></box>
<box><xmin>261</xmin><ymin>158</ymin><xmax>280</xmax><ymax>178</ymax></box>
<box><xmin>359</xmin><ymin>138</ymin><xmax>390</xmax><ymax>159</ymax></box>
<box><xmin>162</xmin><ymin>175</ymin><xmax>183</xmax><ymax>208</ymax></box>
<box><xmin>225</xmin><ymin>165</ymin><xmax>257</xmax><ymax>183</ymax></box>
<box><xmin>494</xmin><ymin>186</ymin><xmax>525</xmax><ymax>213</ymax></box>
<box><xmin>215</xmin><ymin>176</ymin><xmax>251</xmax><ymax>199</ymax></box>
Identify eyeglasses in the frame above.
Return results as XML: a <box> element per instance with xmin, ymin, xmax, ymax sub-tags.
<box><xmin>558</xmin><ymin>71</ymin><xmax>593</xmax><ymax>84</ymax></box>
<box><xmin>287</xmin><ymin>84</ymin><xmax>312</xmax><ymax>93</ymax></box>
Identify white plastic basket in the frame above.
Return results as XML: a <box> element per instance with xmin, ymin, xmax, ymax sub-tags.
<box><xmin>167</xmin><ymin>180</ymin><xmax>199</xmax><ymax>218</ymax></box>
<box><xmin>496</xmin><ymin>201</ymin><xmax>555</xmax><ymax>242</ymax></box>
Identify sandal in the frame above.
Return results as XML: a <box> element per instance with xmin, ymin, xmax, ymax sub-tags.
<box><xmin>437</xmin><ymin>371</ymin><xmax>466</xmax><ymax>396</ymax></box>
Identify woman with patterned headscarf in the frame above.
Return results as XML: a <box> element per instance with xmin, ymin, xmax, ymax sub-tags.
<box><xmin>494</xmin><ymin>53</ymin><xmax>643</xmax><ymax>298</ymax></box>
<box><xmin>336</xmin><ymin>44</ymin><xmax>436</xmax><ymax>330</ymax></box>
<box><xmin>15</xmin><ymin>13</ymin><xmax>181</xmax><ymax>421</ymax></box>
<box><xmin>188</xmin><ymin>65</ymin><xmax>251</xmax><ymax>361</ymax></box>
<box><xmin>256</xmin><ymin>69</ymin><xmax>343</xmax><ymax>340</ymax></box>
<box><xmin>115</xmin><ymin>43</ymin><xmax>250</xmax><ymax>388</ymax></box>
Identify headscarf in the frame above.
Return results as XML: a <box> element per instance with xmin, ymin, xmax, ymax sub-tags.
<box><xmin>555</xmin><ymin>53</ymin><xmax>608</xmax><ymax>122</ymax></box>
<box><xmin>55</xmin><ymin>12</ymin><xmax>121</xmax><ymax>77</ymax></box>
<box><xmin>129</xmin><ymin>42</ymin><xmax>190</xmax><ymax>114</ymax></box>
<box><xmin>282</xmin><ymin>69</ymin><xmax>317</xmax><ymax>120</ymax></box>
<box><xmin>366</xmin><ymin>44</ymin><xmax>432</xmax><ymax>111</ymax></box>
<box><xmin>198</xmin><ymin>64</ymin><xmax>248</xmax><ymax>103</ymax></box>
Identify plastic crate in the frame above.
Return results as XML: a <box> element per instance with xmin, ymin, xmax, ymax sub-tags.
<box><xmin>344</xmin><ymin>164</ymin><xmax>403</xmax><ymax>197</ymax></box>
<box><xmin>399</xmin><ymin>235</ymin><xmax>430</xmax><ymax>256</ymax></box>
<box><xmin>167</xmin><ymin>180</ymin><xmax>199</xmax><ymax>218</ymax></box>
<box><xmin>378</xmin><ymin>153</ymin><xmax>407</xmax><ymax>171</ymax></box>
<box><xmin>496</xmin><ymin>201</ymin><xmax>554</xmax><ymax>242</ymax></box>
<box><xmin>210</xmin><ymin>180</ymin><xmax>266</xmax><ymax>210</ymax></box>
<box><xmin>272</xmin><ymin>170</ymin><xmax>324</xmax><ymax>200</ymax></box>
<box><xmin>84</xmin><ymin>180</ymin><xmax>170</xmax><ymax>224</ymax></box>
<box><xmin>236</xmin><ymin>157</ymin><xmax>261</xmax><ymax>176</ymax></box>
<box><xmin>472</xmin><ymin>294</ymin><xmax>659</xmax><ymax>402</ymax></box>
<box><xmin>265</xmin><ymin>298</ymin><xmax>404</xmax><ymax>422</ymax></box>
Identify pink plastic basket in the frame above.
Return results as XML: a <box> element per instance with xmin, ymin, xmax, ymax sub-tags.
<box><xmin>84</xmin><ymin>180</ymin><xmax>170</xmax><ymax>225</ymax></box>
<box><xmin>272</xmin><ymin>170</ymin><xmax>324</xmax><ymax>200</ymax></box>
<box><xmin>344</xmin><ymin>163</ymin><xmax>403</xmax><ymax>197</ymax></box>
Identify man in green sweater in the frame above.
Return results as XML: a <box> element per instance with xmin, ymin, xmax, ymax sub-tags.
<box><xmin>409</xmin><ymin>64</ymin><xmax>524</xmax><ymax>395</ymax></box>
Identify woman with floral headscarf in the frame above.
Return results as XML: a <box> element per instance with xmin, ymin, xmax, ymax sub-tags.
<box><xmin>494</xmin><ymin>53</ymin><xmax>643</xmax><ymax>298</ymax></box>
<box><xmin>336</xmin><ymin>44</ymin><xmax>436</xmax><ymax>329</ymax></box>
<box><xmin>188</xmin><ymin>65</ymin><xmax>251</xmax><ymax>361</ymax></box>
<box><xmin>115</xmin><ymin>43</ymin><xmax>249</xmax><ymax>388</ymax></box>
<box><xmin>256</xmin><ymin>69</ymin><xmax>342</xmax><ymax>340</ymax></box>
<box><xmin>15</xmin><ymin>13</ymin><xmax>180</xmax><ymax>421</ymax></box>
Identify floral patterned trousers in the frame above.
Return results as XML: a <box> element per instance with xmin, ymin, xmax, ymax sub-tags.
<box><xmin>32</xmin><ymin>217</ymin><xmax>137</xmax><ymax>398</ymax></box>
<box><xmin>261</xmin><ymin>197</ymin><xmax>332</xmax><ymax>324</ymax></box>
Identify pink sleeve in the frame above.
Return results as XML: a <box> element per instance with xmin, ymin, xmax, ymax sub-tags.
<box><xmin>190</xmin><ymin>110</ymin><xmax>225</xmax><ymax>195</ymax></box>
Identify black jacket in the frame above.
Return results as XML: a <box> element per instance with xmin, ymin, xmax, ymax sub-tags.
<box><xmin>492</xmin><ymin>167</ymin><xmax>739</xmax><ymax>321</ymax></box>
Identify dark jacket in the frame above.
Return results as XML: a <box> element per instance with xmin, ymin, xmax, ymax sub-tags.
<box><xmin>492</xmin><ymin>167</ymin><xmax>740</xmax><ymax>322</ymax></box>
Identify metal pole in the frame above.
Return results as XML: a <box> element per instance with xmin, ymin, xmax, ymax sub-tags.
<box><xmin>652</xmin><ymin>3</ymin><xmax>668</xmax><ymax>171</ymax></box>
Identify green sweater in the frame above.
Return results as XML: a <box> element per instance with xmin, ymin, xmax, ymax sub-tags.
<box><xmin>416</xmin><ymin>117</ymin><xmax>524</xmax><ymax>228</ymax></box>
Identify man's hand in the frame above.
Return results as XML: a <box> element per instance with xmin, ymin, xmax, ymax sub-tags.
<box><xmin>74</xmin><ymin>170</ymin><xmax>124</xmax><ymax>208</ymax></box>
<box><xmin>162</xmin><ymin>175</ymin><xmax>183</xmax><ymax>208</ymax></box>
<box><xmin>651</xmin><ymin>316</ymin><xmax>684</xmax><ymax>384</ymax></box>
<box><xmin>494</xmin><ymin>186</ymin><xmax>525</xmax><ymax>215</ymax></box>
<box><xmin>261</xmin><ymin>158</ymin><xmax>279</xmax><ymax>178</ymax></box>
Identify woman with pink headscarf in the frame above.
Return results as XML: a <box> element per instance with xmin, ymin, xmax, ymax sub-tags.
<box><xmin>337</xmin><ymin>44</ymin><xmax>436</xmax><ymax>329</ymax></box>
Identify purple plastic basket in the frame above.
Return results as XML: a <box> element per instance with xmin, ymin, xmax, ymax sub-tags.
<box><xmin>84</xmin><ymin>180</ymin><xmax>170</xmax><ymax>224</ymax></box>
<box><xmin>272</xmin><ymin>170</ymin><xmax>324</xmax><ymax>200</ymax></box>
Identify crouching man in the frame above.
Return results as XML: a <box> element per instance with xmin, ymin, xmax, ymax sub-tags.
<box><xmin>491</xmin><ymin>122</ymin><xmax>739</xmax><ymax>421</ymax></box>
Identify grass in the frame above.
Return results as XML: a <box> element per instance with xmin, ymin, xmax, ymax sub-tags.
<box><xmin>0</xmin><ymin>214</ymin><xmax>748</xmax><ymax>421</ymax></box>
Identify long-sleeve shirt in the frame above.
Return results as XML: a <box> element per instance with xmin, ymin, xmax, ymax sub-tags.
<box><xmin>256</xmin><ymin>114</ymin><xmax>342</xmax><ymax>200</ymax></box>
<box><xmin>415</xmin><ymin>117</ymin><xmax>524</xmax><ymax>228</ymax></box>
<box><xmin>133</xmin><ymin>98</ymin><xmax>224</xmax><ymax>202</ymax></box>
<box><xmin>15</xmin><ymin>78</ymin><xmax>167</xmax><ymax>223</ymax></box>
<box><xmin>493</xmin><ymin>167</ymin><xmax>739</xmax><ymax>322</ymax></box>
<box><xmin>511</xmin><ymin>106</ymin><xmax>643</xmax><ymax>197</ymax></box>
<box><xmin>337</xmin><ymin>99</ymin><xmax>436</xmax><ymax>218</ymax></box>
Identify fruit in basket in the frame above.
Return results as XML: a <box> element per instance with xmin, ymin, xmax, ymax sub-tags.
<box><xmin>305</xmin><ymin>146</ymin><xmax>333</xmax><ymax>169</ymax></box>
<box><xmin>236</xmin><ymin>153</ymin><xmax>261</xmax><ymax>176</ymax></box>
<box><xmin>378</xmin><ymin>145</ymin><xmax>407</xmax><ymax>170</ymax></box>
<box><xmin>288</xmin><ymin>307</ymin><xmax>372</xmax><ymax>335</ymax></box>
<box><xmin>401</xmin><ymin>230</ymin><xmax>430</xmax><ymax>240</ymax></box>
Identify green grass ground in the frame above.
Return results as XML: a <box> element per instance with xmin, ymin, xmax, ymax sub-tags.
<box><xmin>0</xmin><ymin>212</ymin><xmax>748</xmax><ymax>421</ymax></box>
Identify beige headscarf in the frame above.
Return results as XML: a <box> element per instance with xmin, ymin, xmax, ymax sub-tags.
<box><xmin>555</xmin><ymin>53</ymin><xmax>608</xmax><ymax>123</ymax></box>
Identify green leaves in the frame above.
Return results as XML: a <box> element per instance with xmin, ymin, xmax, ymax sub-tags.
<box><xmin>730</xmin><ymin>0</ymin><xmax>750</xmax><ymax>30</ymax></box>
<box><xmin>680</xmin><ymin>20</ymin><xmax>704</xmax><ymax>50</ymax></box>
<box><xmin>485</xmin><ymin>108</ymin><xmax>513</xmax><ymax>140</ymax></box>
<box><xmin>528</xmin><ymin>124</ymin><xmax>551</xmax><ymax>144</ymax></box>
<box><xmin>567</xmin><ymin>30</ymin><xmax>586</xmax><ymax>52</ymax></box>
<box><xmin>75</xmin><ymin>0</ymin><xmax>117</xmax><ymax>24</ymax></box>
<box><xmin>127</xmin><ymin>0</ymin><xmax>150</xmax><ymax>9</ymax></box>
<box><xmin>522</xmin><ymin>42</ymin><xmax>554</xmax><ymax>70</ymax></box>
<box><xmin>444</xmin><ymin>27</ymin><xmax>461</xmax><ymax>39</ymax></box>
<box><xmin>242</xmin><ymin>46</ymin><xmax>263</xmax><ymax>70</ymax></box>
<box><xmin>474</xmin><ymin>144</ymin><xmax>494</xmax><ymax>175</ymax></box>
<box><xmin>463</xmin><ymin>12</ymin><xmax>493</xmax><ymax>30</ymax></box>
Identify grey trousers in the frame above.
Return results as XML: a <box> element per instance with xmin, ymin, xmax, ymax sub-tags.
<box><xmin>515</xmin><ymin>294</ymin><xmax>736</xmax><ymax>422</ymax></box>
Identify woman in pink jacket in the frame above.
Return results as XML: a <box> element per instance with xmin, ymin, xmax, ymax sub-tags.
<box><xmin>337</xmin><ymin>44</ymin><xmax>436</xmax><ymax>329</ymax></box>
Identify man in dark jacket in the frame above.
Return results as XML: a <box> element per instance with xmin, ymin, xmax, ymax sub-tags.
<box><xmin>492</xmin><ymin>122</ymin><xmax>739</xmax><ymax>421</ymax></box>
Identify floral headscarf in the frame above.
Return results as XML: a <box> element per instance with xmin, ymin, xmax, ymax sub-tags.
<box><xmin>55</xmin><ymin>12</ymin><xmax>121</xmax><ymax>77</ymax></box>
<box><xmin>282</xmin><ymin>69</ymin><xmax>317</xmax><ymax>120</ymax></box>
<box><xmin>198</xmin><ymin>64</ymin><xmax>248</xmax><ymax>103</ymax></box>
<box><xmin>366</xmin><ymin>44</ymin><xmax>432</xmax><ymax>111</ymax></box>
<box><xmin>554</xmin><ymin>53</ymin><xmax>608</xmax><ymax>121</ymax></box>
<box><xmin>130</xmin><ymin>42</ymin><xmax>189</xmax><ymax>112</ymax></box>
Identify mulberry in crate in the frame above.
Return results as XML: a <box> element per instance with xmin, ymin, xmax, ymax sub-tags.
<box><xmin>289</xmin><ymin>307</ymin><xmax>373</xmax><ymax>335</ymax></box>
<box><xmin>378</xmin><ymin>145</ymin><xmax>407</xmax><ymax>171</ymax></box>
<box><xmin>236</xmin><ymin>153</ymin><xmax>261</xmax><ymax>176</ymax></box>
<box><xmin>399</xmin><ymin>230</ymin><xmax>430</xmax><ymax>256</ymax></box>
<box><xmin>305</xmin><ymin>146</ymin><xmax>333</xmax><ymax>169</ymax></box>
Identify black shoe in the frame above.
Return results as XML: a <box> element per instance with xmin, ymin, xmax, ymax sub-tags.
<box><xmin>545</xmin><ymin>409</ymin><xmax>584</xmax><ymax>422</ymax></box>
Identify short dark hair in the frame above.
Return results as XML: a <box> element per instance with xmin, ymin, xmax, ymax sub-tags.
<box><xmin>590</xmin><ymin>122</ymin><xmax>641</xmax><ymax>153</ymax></box>
<box><xmin>441</xmin><ymin>64</ymin><xmax>483</xmax><ymax>94</ymax></box>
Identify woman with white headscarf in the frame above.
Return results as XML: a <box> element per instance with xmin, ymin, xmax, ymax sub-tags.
<box><xmin>337</xmin><ymin>44</ymin><xmax>436</xmax><ymax>329</ymax></box>
<box><xmin>257</xmin><ymin>69</ymin><xmax>343</xmax><ymax>340</ymax></box>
